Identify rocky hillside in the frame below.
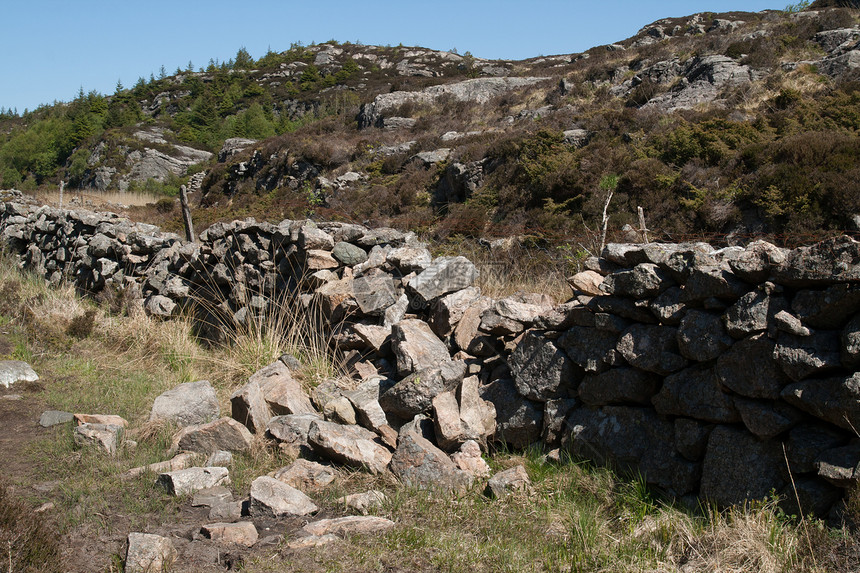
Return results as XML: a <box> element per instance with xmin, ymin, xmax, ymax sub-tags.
<box><xmin>1</xmin><ymin>1</ymin><xmax>859</xmax><ymax>244</ymax></box>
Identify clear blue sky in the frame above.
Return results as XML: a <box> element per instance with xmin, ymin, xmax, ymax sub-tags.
<box><xmin>2</xmin><ymin>0</ymin><xmax>784</xmax><ymax>112</ymax></box>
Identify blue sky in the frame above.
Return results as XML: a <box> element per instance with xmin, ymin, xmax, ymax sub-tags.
<box><xmin>2</xmin><ymin>0</ymin><xmax>784</xmax><ymax>112</ymax></box>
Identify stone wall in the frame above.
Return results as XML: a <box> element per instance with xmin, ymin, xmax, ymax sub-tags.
<box><xmin>2</xmin><ymin>190</ymin><xmax>860</xmax><ymax>516</ymax></box>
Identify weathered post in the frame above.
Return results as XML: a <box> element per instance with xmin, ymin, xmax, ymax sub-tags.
<box><xmin>179</xmin><ymin>184</ymin><xmax>195</xmax><ymax>242</ymax></box>
<box><xmin>638</xmin><ymin>206</ymin><xmax>648</xmax><ymax>244</ymax></box>
<box><xmin>58</xmin><ymin>180</ymin><xmax>65</xmax><ymax>209</ymax></box>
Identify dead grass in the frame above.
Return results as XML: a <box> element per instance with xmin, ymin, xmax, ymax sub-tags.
<box><xmin>0</xmin><ymin>248</ymin><xmax>858</xmax><ymax>572</ymax></box>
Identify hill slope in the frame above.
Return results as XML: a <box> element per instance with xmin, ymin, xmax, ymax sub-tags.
<box><xmin>1</xmin><ymin>3</ymin><xmax>859</xmax><ymax>245</ymax></box>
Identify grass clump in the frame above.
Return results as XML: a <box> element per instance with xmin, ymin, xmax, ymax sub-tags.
<box><xmin>0</xmin><ymin>477</ymin><xmax>60</xmax><ymax>573</ymax></box>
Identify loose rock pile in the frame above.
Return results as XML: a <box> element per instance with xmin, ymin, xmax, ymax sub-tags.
<box><xmin>3</xmin><ymin>193</ymin><xmax>860</xmax><ymax>526</ymax></box>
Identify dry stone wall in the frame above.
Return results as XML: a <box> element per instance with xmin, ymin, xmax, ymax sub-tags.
<box><xmin>3</xmin><ymin>190</ymin><xmax>860</xmax><ymax>516</ymax></box>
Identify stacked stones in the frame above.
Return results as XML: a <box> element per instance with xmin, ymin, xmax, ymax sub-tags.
<box><xmin>3</xmin><ymin>193</ymin><xmax>860</xmax><ymax>516</ymax></box>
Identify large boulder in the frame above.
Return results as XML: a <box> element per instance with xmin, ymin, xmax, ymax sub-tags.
<box><xmin>230</xmin><ymin>378</ymin><xmax>271</xmax><ymax>434</ymax></box>
<box><xmin>601</xmin><ymin>263</ymin><xmax>675</xmax><ymax>298</ymax></box>
<box><xmin>149</xmin><ymin>380</ymin><xmax>220</xmax><ymax>428</ymax></box>
<box><xmin>716</xmin><ymin>333</ymin><xmax>790</xmax><ymax>399</ymax></box>
<box><xmin>392</xmin><ymin>319</ymin><xmax>452</xmax><ymax>377</ymax></box>
<box><xmin>390</xmin><ymin>427</ymin><xmax>473</xmax><ymax>493</ymax></box>
<box><xmin>676</xmin><ymin>310</ymin><xmax>733</xmax><ymax>362</ymax></box>
<box><xmin>252</xmin><ymin>360</ymin><xmax>317</xmax><ymax>416</ymax></box>
<box><xmin>125</xmin><ymin>533</ymin><xmax>177</xmax><ymax>573</ymax></box>
<box><xmin>771</xmin><ymin>236</ymin><xmax>860</xmax><ymax>287</ymax></box>
<box><xmin>781</xmin><ymin>372</ymin><xmax>860</xmax><ymax>432</ymax></box>
<box><xmin>407</xmin><ymin>256</ymin><xmax>478</xmax><ymax>304</ymax></box>
<box><xmin>510</xmin><ymin>331</ymin><xmax>578</xmax><ymax>401</ymax></box>
<box><xmin>307</xmin><ymin>420</ymin><xmax>392</xmax><ymax>474</ymax></box>
<box><xmin>380</xmin><ymin>360</ymin><xmax>466</xmax><ymax>420</ymax></box>
<box><xmin>157</xmin><ymin>467</ymin><xmax>230</xmax><ymax>496</ymax></box>
<box><xmin>559</xmin><ymin>327</ymin><xmax>619</xmax><ymax>374</ymax></box>
<box><xmin>578</xmin><ymin>368</ymin><xmax>659</xmax><ymax>406</ymax></box>
<box><xmin>773</xmin><ymin>331</ymin><xmax>842</xmax><ymax>381</ymax></box>
<box><xmin>616</xmin><ymin>325</ymin><xmax>688</xmax><ymax>375</ymax></box>
<box><xmin>249</xmin><ymin>476</ymin><xmax>318</xmax><ymax>517</ymax></box>
<box><xmin>0</xmin><ymin>360</ymin><xmax>38</xmax><ymax>388</ymax></box>
<box><xmin>173</xmin><ymin>417</ymin><xmax>255</xmax><ymax>454</ymax></box>
<box><xmin>699</xmin><ymin>426</ymin><xmax>787</xmax><ymax>507</ymax></box>
<box><xmin>563</xmin><ymin>406</ymin><xmax>699</xmax><ymax>495</ymax></box>
<box><xmin>652</xmin><ymin>364</ymin><xmax>740</xmax><ymax>424</ymax></box>
<box><xmin>480</xmin><ymin>378</ymin><xmax>543</xmax><ymax>448</ymax></box>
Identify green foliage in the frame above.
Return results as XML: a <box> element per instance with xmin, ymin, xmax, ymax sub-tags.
<box><xmin>233</xmin><ymin>46</ymin><xmax>254</xmax><ymax>69</ymax></box>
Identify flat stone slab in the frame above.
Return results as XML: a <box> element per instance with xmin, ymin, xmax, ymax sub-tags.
<box><xmin>0</xmin><ymin>360</ymin><xmax>38</xmax><ymax>389</ymax></box>
<box><xmin>157</xmin><ymin>466</ymin><xmax>230</xmax><ymax>496</ymax></box>
<box><xmin>301</xmin><ymin>515</ymin><xmax>395</xmax><ymax>537</ymax></box>
<box><xmin>39</xmin><ymin>410</ymin><xmax>75</xmax><ymax>427</ymax></box>
<box><xmin>249</xmin><ymin>476</ymin><xmax>318</xmax><ymax>518</ymax></box>
<box><xmin>200</xmin><ymin>521</ymin><xmax>258</xmax><ymax>546</ymax></box>
<box><xmin>125</xmin><ymin>532</ymin><xmax>177</xmax><ymax>573</ymax></box>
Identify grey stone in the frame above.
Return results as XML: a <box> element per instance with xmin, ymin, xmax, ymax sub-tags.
<box><xmin>816</xmin><ymin>441</ymin><xmax>860</xmax><ymax>487</ymax></box>
<box><xmin>602</xmin><ymin>263</ymin><xmax>675</xmax><ymax>298</ymax></box>
<box><xmin>0</xmin><ymin>360</ymin><xmax>38</xmax><ymax>388</ymax></box>
<box><xmin>681</xmin><ymin>266</ymin><xmax>749</xmax><ymax>303</ymax></box>
<box><xmin>786</xmin><ymin>424</ymin><xmax>848</xmax><ymax>474</ymax></box>
<box><xmin>771</xmin><ymin>236</ymin><xmax>860</xmax><ymax>287</ymax></box>
<box><xmin>266</xmin><ymin>413</ymin><xmax>320</xmax><ymax>448</ymax></box>
<box><xmin>307</xmin><ymin>419</ymin><xmax>392</xmax><ymax>474</ymax></box>
<box><xmin>431</xmin><ymin>286</ymin><xmax>482</xmax><ymax>336</ymax></box>
<box><xmin>653</xmin><ymin>364</ymin><xmax>740</xmax><ymax>424</ymax></box>
<box><xmin>716</xmin><ymin>333</ymin><xmax>789</xmax><ymax>399</ymax></box>
<box><xmin>336</xmin><ymin>490</ymin><xmax>386</xmax><ymax>515</ymax></box>
<box><xmin>559</xmin><ymin>326</ymin><xmax>618</xmax><ymax>373</ymax></box>
<box><xmin>353</xmin><ymin>268</ymin><xmax>399</xmax><ymax>316</ymax></box>
<box><xmin>205</xmin><ymin>450</ymin><xmax>233</xmax><ymax>467</ymax></box>
<box><xmin>792</xmin><ymin>284</ymin><xmax>860</xmax><ymax>329</ymax></box>
<box><xmin>843</xmin><ymin>314</ymin><xmax>860</xmax><ymax>368</ymax></box>
<box><xmin>392</xmin><ymin>318</ymin><xmax>451</xmax><ymax>377</ymax></box>
<box><xmin>345</xmin><ymin>378</ymin><xmax>390</xmax><ymax>432</ymax></box>
<box><xmin>301</xmin><ymin>515</ymin><xmax>395</xmax><ymax>537</ymax></box>
<box><xmin>380</xmin><ymin>360</ymin><xmax>466</xmax><ymax>420</ymax></box>
<box><xmin>150</xmin><ymin>380</ymin><xmax>220</xmax><ymax>428</ymax></box>
<box><xmin>331</xmin><ymin>241</ymin><xmax>368</xmax><ymax>266</ymax></box>
<box><xmin>200</xmin><ymin>521</ymin><xmax>259</xmax><ymax>547</ymax></box>
<box><xmin>734</xmin><ymin>398</ymin><xmax>804</xmax><ymax>439</ymax></box>
<box><xmin>173</xmin><ymin>417</ymin><xmax>255</xmax><ymax>453</ymax></box>
<box><xmin>578</xmin><ymin>368</ymin><xmax>659</xmax><ymax>406</ymax></box>
<box><xmin>387</xmin><ymin>246</ymin><xmax>433</xmax><ymax>273</ymax></box>
<box><xmin>273</xmin><ymin>459</ymin><xmax>338</xmax><ymax>491</ymax></box>
<box><xmin>143</xmin><ymin>294</ymin><xmax>176</xmax><ymax>318</ymax></box>
<box><xmin>230</xmin><ymin>378</ymin><xmax>271</xmax><ymax>434</ymax></box>
<box><xmin>74</xmin><ymin>423</ymin><xmax>123</xmax><ymax>455</ymax></box>
<box><xmin>157</xmin><ymin>466</ymin><xmax>230</xmax><ymax>496</ymax></box>
<box><xmin>677</xmin><ymin>310</ymin><xmax>733</xmax><ymax>361</ymax></box>
<box><xmin>782</xmin><ymin>372</ymin><xmax>860</xmax><ymax>432</ymax></box>
<box><xmin>774</xmin><ymin>330</ymin><xmax>842</xmax><ymax>381</ymax></box>
<box><xmin>774</xmin><ymin>310</ymin><xmax>811</xmax><ymax>337</ymax></box>
<box><xmin>125</xmin><ymin>533</ymin><xmax>177</xmax><ymax>573</ymax></box>
<box><xmin>480</xmin><ymin>378</ymin><xmax>543</xmax><ymax>449</ymax></box>
<box><xmin>779</xmin><ymin>477</ymin><xmax>841</xmax><ymax>518</ymax></box>
<box><xmin>390</xmin><ymin>428</ymin><xmax>473</xmax><ymax>493</ymax></box>
<box><xmin>252</xmin><ymin>360</ymin><xmax>317</xmax><ymax>416</ymax></box>
<box><xmin>39</xmin><ymin>410</ymin><xmax>74</xmax><ymax>427</ymax></box>
<box><xmin>563</xmin><ymin>406</ymin><xmax>699</xmax><ymax>495</ymax></box>
<box><xmin>249</xmin><ymin>476</ymin><xmax>318</xmax><ymax>517</ymax></box>
<box><xmin>728</xmin><ymin>240</ymin><xmax>787</xmax><ymax>283</ymax></box>
<box><xmin>510</xmin><ymin>331</ymin><xmax>578</xmax><ymax>401</ymax></box>
<box><xmin>487</xmin><ymin>465</ymin><xmax>530</xmax><ymax>498</ymax></box>
<box><xmin>700</xmin><ymin>426</ymin><xmax>787</xmax><ymax>507</ymax></box>
<box><xmin>191</xmin><ymin>486</ymin><xmax>233</xmax><ymax>507</ymax></box>
<box><xmin>616</xmin><ymin>325</ymin><xmax>688</xmax><ymax>375</ymax></box>
<box><xmin>674</xmin><ymin>418</ymin><xmax>712</xmax><ymax>462</ymax></box>
<box><xmin>407</xmin><ymin>256</ymin><xmax>478</xmax><ymax>303</ymax></box>
<box><xmin>542</xmin><ymin>399</ymin><xmax>578</xmax><ymax>445</ymax></box>
<box><xmin>724</xmin><ymin>291</ymin><xmax>777</xmax><ymax>339</ymax></box>
<box><xmin>649</xmin><ymin>287</ymin><xmax>686</xmax><ymax>325</ymax></box>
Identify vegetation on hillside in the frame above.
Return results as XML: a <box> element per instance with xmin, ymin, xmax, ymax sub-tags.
<box><xmin>1</xmin><ymin>6</ymin><xmax>860</xmax><ymax>246</ymax></box>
